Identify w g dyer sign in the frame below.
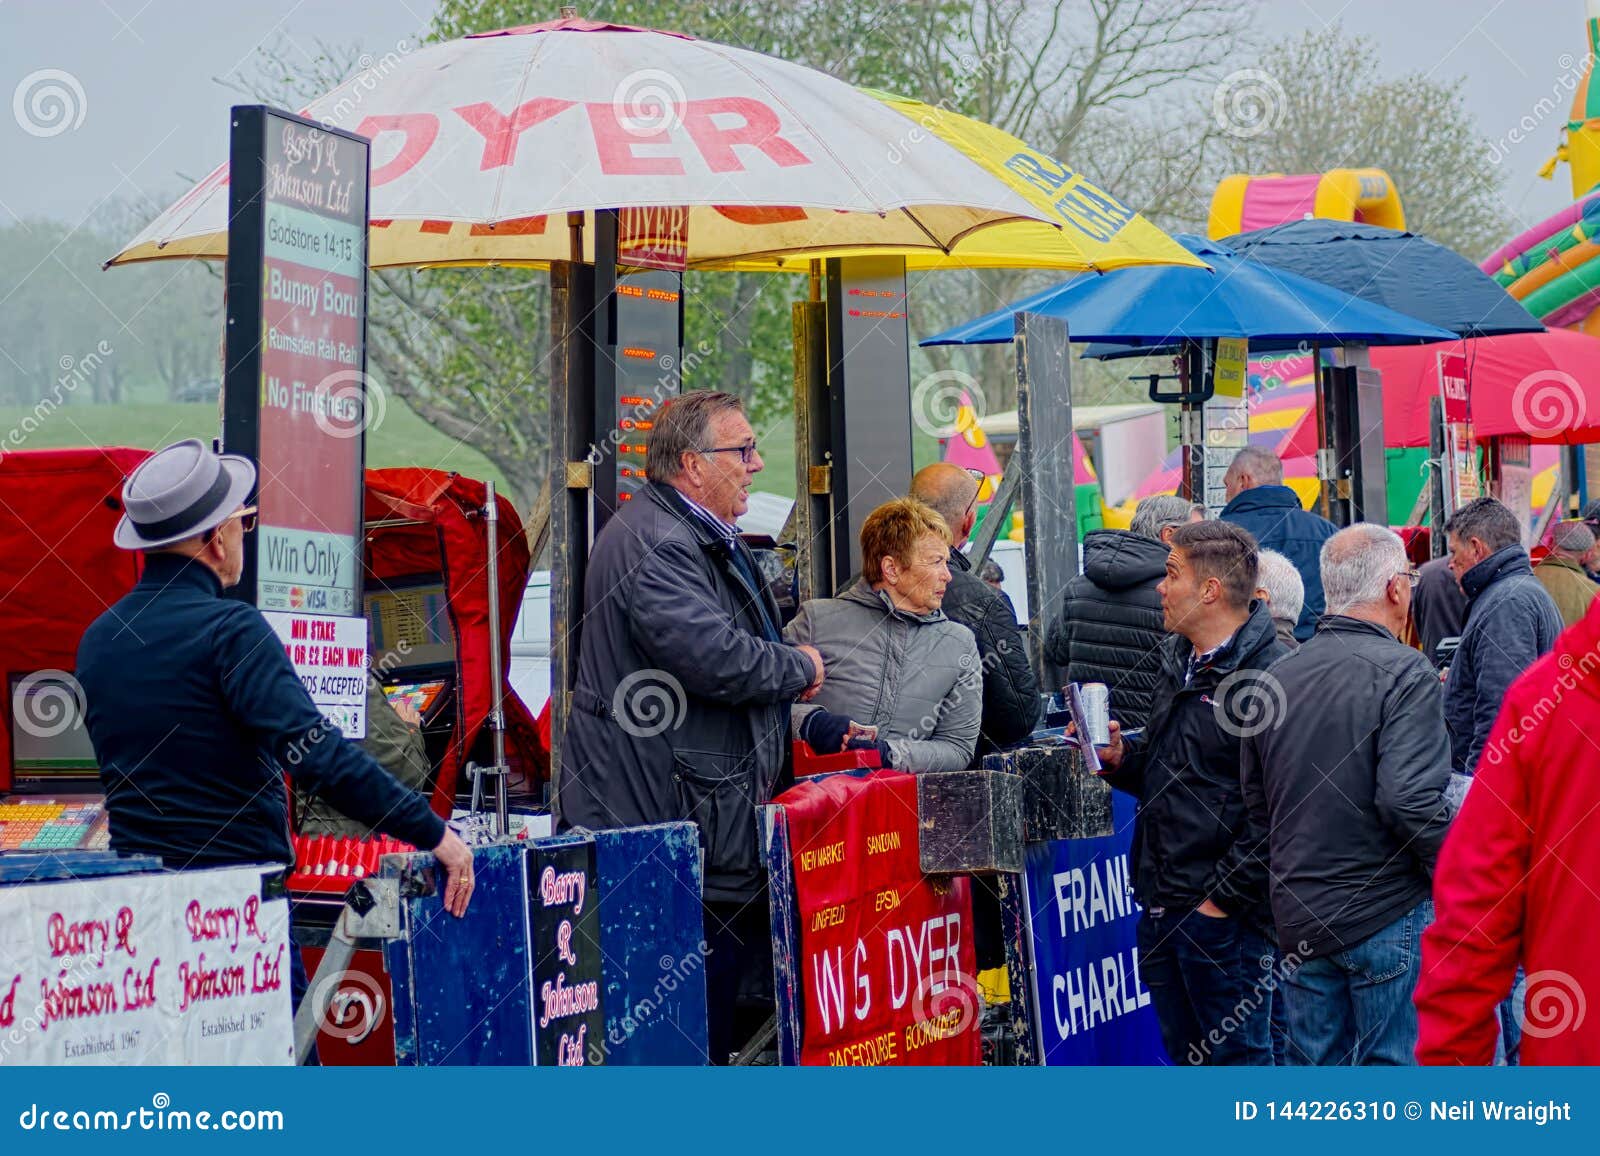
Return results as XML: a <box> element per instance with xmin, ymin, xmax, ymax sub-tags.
<box><xmin>773</xmin><ymin>771</ymin><xmax>980</xmax><ymax>1066</ymax></box>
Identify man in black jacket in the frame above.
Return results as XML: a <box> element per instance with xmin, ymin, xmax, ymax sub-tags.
<box><xmin>1046</xmin><ymin>494</ymin><xmax>1199</xmax><ymax>729</ymax></box>
<box><xmin>558</xmin><ymin>391</ymin><xmax>823</xmax><ymax>1063</ymax></box>
<box><xmin>1095</xmin><ymin>520</ymin><xmax>1288</xmax><ymax>1065</ymax></box>
<box><xmin>1442</xmin><ymin>497</ymin><xmax>1562</xmax><ymax>775</ymax></box>
<box><xmin>1242</xmin><ymin>524</ymin><xmax>1453</xmax><ymax>1065</ymax></box>
<box><xmin>911</xmin><ymin>463</ymin><xmax>1038</xmax><ymax>754</ymax></box>
<box><xmin>77</xmin><ymin>440</ymin><xmax>474</xmax><ymax>1032</ymax></box>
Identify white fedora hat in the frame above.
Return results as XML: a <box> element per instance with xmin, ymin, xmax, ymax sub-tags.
<box><xmin>114</xmin><ymin>439</ymin><xmax>257</xmax><ymax>550</ymax></box>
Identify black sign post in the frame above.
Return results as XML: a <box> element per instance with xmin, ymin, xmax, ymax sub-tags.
<box><xmin>823</xmin><ymin>256</ymin><xmax>915</xmax><ymax>586</ymax></box>
<box><xmin>224</xmin><ymin>105</ymin><xmax>372</xmax><ymax>735</ymax></box>
<box><xmin>592</xmin><ymin>210</ymin><xmax>685</xmax><ymax>529</ymax></box>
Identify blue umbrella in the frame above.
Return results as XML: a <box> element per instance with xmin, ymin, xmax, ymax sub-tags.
<box><xmin>920</xmin><ymin>234</ymin><xmax>1457</xmax><ymax>349</ymax></box>
<box><xmin>1223</xmin><ymin>220</ymin><xmax>1542</xmax><ymax>338</ymax></box>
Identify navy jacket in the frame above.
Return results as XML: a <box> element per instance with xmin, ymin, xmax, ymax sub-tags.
<box><xmin>1443</xmin><ymin>545</ymin><xmax>1563</xmax><ymax>774</ymax></box>
<box><xmin>1219</xmin><ymin>485</ymin><xmax>1338</xmax><ymax>640</ymax></box>
<box><xmin>77</xmin><ymin>553</ymin><xmax>446</xmax><ymax>868</ymax></box>
<box><xmin>1102</xmin><ymin>600</ymin><xmax>1290</xmax><ymax>923</ymax></box>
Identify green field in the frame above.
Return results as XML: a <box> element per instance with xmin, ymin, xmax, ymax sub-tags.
<box><xmin>0</xmin><ymin>399</ymin><xmax>514</xmax><ymax>495</ymax></box>
<box><xmin>0</xmin><ymin>403</ymin><xmax>945</xmax><ymax>507</ymax></box>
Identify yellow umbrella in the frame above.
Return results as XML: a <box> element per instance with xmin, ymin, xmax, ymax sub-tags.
<box><xmin>810</xmin><ymin>91</ymin><xmax>1206</xmax><ymax>273</ymax></box>
<box><xmin>107</xmin><ymin>25</ymin><xmax>1197</xmax><ymax>274</ymax></box>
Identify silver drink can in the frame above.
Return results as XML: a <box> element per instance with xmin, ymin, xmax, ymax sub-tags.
<box><xmin>1080</xmin><ymin>683</ymin><xmax>1111</xmax><ymax>746</ymax></box>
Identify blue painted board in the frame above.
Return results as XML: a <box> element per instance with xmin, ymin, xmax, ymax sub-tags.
<box><xmin>385</xmin><ymin>842</ymin><xmax>534</xmax><ymax>1066</ymax></box>
<box><xmin>592</xmin><ymin>822</ymin><xmax>708</xmax><ymax>1065</ymax></box>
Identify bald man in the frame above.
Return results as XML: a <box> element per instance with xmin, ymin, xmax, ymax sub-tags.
<box><xmin>909</xmin><ymin>463</ymin><xmax>1039</xmax><ymax>754</ymax></box>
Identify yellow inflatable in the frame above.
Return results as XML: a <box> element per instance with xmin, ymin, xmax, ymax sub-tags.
<box><xmin>1207</xmin><ymin>168</ymin><xmax>1405</xmax><ymax>238</ymax></box>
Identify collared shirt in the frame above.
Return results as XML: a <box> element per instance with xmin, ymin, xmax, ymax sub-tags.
<box><xmin>1185</xmin><ymin>630</ymin><xmax>1238</xmax><ymax>686</ymax></box>
<box><xmin>675</xmin><ymin>489</ymin><xmax>739</xmax><ymax>544</ymax></box>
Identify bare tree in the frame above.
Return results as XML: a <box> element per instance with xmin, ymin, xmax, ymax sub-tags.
<box><xmin>1213</xmin><ymin>24</ymin><xmax>1512</xmax><ymax>261</ymax></box>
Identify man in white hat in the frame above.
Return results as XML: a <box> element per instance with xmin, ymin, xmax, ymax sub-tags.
<box><xmin>76</xmin><ymin>439</ymin><xmax>474</xmax><ymax>927</ymax></box>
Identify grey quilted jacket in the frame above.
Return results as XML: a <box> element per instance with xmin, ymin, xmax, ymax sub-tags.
<box><xmin>783</xmin><ymin>580</ymin><xmax>982</xmax><ymax>771</ymax></box>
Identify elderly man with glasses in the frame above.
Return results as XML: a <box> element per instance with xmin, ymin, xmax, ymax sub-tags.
<box><xmin>558</xmin><ymin>390</ymin><xmax>825</xmax><ymax>1064</ymax></box>
<box><xmin>1239</xmin><ymin>523</ymin><xmax>1453</xmax><ymax>1065</ymax></box>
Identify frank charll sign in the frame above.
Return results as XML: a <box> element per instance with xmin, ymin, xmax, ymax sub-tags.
<box><xmin>225</xmin><ymin>106</ymin><xmax>372</xmax><ymax>737</ymax></box>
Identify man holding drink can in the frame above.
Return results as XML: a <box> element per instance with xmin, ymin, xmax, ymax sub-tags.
<box><xmin>1090</xmin><ymin>521</ymin><xmax>1289</xmax><ymax>1064</ymax></box>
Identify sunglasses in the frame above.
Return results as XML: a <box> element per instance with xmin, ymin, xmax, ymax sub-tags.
<box><xmin>227</xmin><ymin>505</ymin><xmax>259</xmax><ymax>533</ymax></box>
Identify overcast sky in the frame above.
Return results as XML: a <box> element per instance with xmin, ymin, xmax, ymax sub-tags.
<box><xmin>0</xmin><ymin>0</ymin><xmax>1591</xmax><ymax>250</ymax></box>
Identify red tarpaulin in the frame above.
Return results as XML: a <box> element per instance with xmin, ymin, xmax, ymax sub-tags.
<box><xmin>0</xmin><ymin>447</ymin><xmax>545</xmax><ymax>803</ymax></box>
<box><xmin>0</xmin><ymin>447</ymin><xmax>149</xmax><ymax>788</ymax></box>
<box><xmin>776</xmin><ymin>769</ymin><xmax>980</xmax><ymax>1066</ymax></box>
<box><xmin>1281</xmin><ymin>330</ymin><xmax>1600</xmax><ymax>456</ymax></box>
<box><xmin>362</xmin><ymin>467</ymin><xmax>546</xmax><ymax>809</ymax></box>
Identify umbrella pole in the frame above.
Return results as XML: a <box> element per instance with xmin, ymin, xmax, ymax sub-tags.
<box><xmin>1312</xmin><ymin>343</ymin><xmax>1334</xmax><ymax>520</ymax></box>
<box><xmin>483</xmin><ymin>481</ymin><xmax>509</xmax><ymax>837</ymax></box>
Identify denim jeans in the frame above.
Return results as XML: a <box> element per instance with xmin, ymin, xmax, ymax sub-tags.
<box><xmin>1137</xmin><ymin>906</ymin><xmax>1276</xmax><ymax>1065</ymax></box>
<box><xmin>1281</xmin><ymin>899</ymin><xmax>1432</xmax><ymax>1065</ymax></box>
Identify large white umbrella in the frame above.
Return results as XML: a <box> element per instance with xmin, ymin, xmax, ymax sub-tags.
<box><xmin>108</xmin><ymin>16</ymin><xmax>1194</xmax><ymax>271</ymax></box>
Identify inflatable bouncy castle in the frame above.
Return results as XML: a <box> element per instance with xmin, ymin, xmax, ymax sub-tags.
<box><xmin>1207</xmin><ymin>168</ymin><xmax>1405</xmax><ymax>238</ymax></box>
<box><xmin>1485</xmin><ymin>1</ymin><xmax>1600</xmax><ymax>334</ymax></box>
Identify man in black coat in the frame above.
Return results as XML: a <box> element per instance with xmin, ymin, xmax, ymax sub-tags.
<box><xmin>911</xmin><ymin>462</ymin><xmax>1038</xmax><ymax>755</ymax></box>
<box><xmin>77</xmin><ymin>440</ymin><xmax>474</xmax><ymax>1033</ymax></box>
<box><xmin>1242</xmin><ymin>524</ymin><xmax>1453</xmax><ymax>1064</ymax></box>
<box><xmin>1094</xmin><ymin>520</ymin><xmax>1288</xmax><ymax>1065</ymax></box>
<box><xmin>1442</xmin><ymin>497</ymin><xmax>1562</xmax><ymax>775</ymax></box>
<box><xmin>1219</xmin><ymin>447</ymin><xmax>1338</xmax><ymax>641</ymax></box>
<box><xmin>558</xmin><ymin>391</ymin><xmax>823</xmax><ymax>1063</ymax></box>
<box><xmin>1046</xmin><ymin>494</ymin><xmax>1198</xmax><ymax>728</ymax></box>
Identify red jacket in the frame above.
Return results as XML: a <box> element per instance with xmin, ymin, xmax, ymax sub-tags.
<box><xmin>1415</xmin><ymin>598</ymin><xmax>1600</xmax><ymax>1064</ymax></box>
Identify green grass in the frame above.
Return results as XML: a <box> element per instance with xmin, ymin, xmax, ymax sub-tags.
<box><xmin>2</xmin><ymin>403</ymin><xmax>944</xmax><ymax>507</ymax></box>
<box><xmin>0</xmin><ymin>399</ymin><xmax>512</xmax><ymax>494</ymax></box>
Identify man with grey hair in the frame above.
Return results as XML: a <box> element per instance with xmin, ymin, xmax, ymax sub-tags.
<box><xmin>560</xmin><ymin>390</ymin><xmax>825</xmax><ymax>1062</ymax></box>
<box><xmin>1045</xmin><ymin>493</ymin><xmax>1199</xmax><ymax>728</ymax></box>
<box><xmin>1533</xmin><ymin>519</ymin><xmax>1598</xmax><ymax>628</ymax></box>
<box><xmin>1241</xmin><ymin>523</ymin><xmax>1452</xmax><ymax>1064</ymax></box>
<box><xmin>1129</xmin><ymin>493</ymin><xmax>1204</xmax><ymax>544</ymax></box>
<box><xmin>1253</xmin><ymin>548</ymin><xmax>1305</xmax><ymax>648</ymax></box>
<box><xmin>1220</xmin><ymin>446</ymin><xmax>1337</xmax><ymax>641</ymax></box>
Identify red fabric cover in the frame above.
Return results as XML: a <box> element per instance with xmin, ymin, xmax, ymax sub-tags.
<box><xmin>0</xmin><ymin>447</ymin><xmax>151</xmax><ymax>788</ymax></box>
<box><xmin>1279</xmin><ymin>331</ymin><xmax>1600</xmax><ymax>457</ymax></box>
<box><xmin>363</xmin><ymin>468</ymin><xmax>547</xmax><ymax>812</ymax></box>
<box><xmin>0</xmin><ymin>450</ymin><xmax>546</xmax><ymax>805</ymax></box>
<box><xmin>1415</xmin><ymin>598</ymin><xmax>1600</xmax><ymax>1064</ymax></box>
<box><xmin>467</xmin><ymin>18</ymin><xmax>694</xmax><ymax>40</ymax></box>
